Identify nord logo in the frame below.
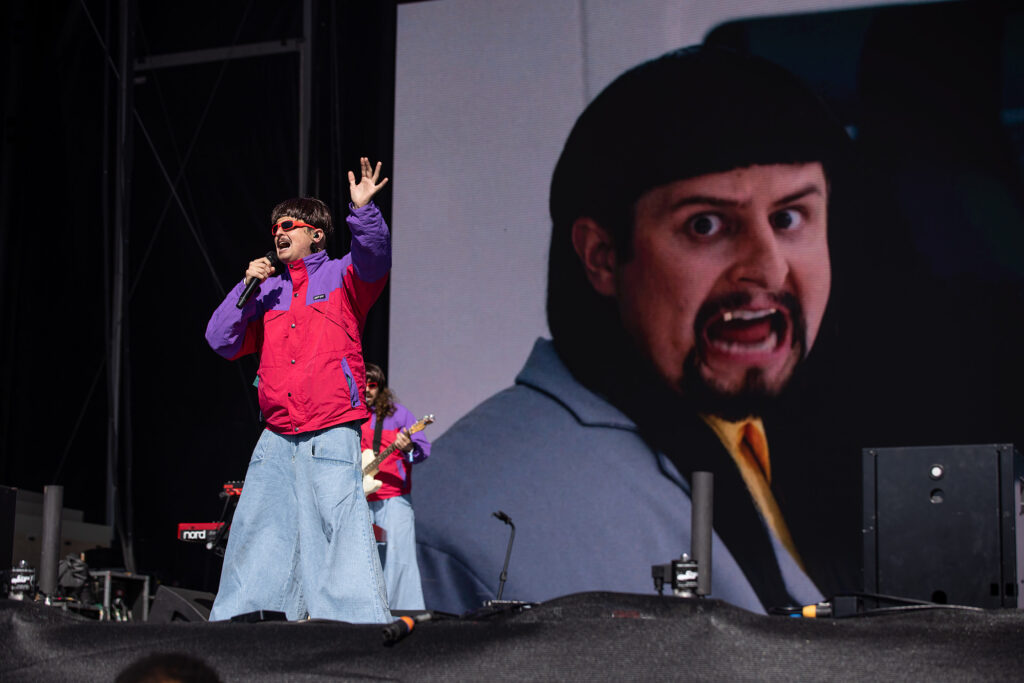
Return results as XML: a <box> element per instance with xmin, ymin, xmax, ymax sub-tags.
<box><xmin>182</xmin><ymin>530</ymin><xmax>207</xmax><ymax>540</ymax></box>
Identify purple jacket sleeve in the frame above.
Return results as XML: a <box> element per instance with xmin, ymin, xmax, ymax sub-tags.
<box><xmin>205</xmin><ymin>279</ymin><xmax>264</xmax><ymax>359</ymax></box>
<box><xmin>393</xmin><ymin>403</ymin><xmax>431</xmax><ymax>464</ymax></box>
<box><xmin>347</xmin><ymin>201</ymin><xmax>391</xmax><ymax>283</ymax></box>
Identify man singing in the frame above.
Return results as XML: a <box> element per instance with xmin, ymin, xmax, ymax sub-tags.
<box><xmin>205</xmin><ymin>158</ymin><xmax>392</xmax><ymax>623</ymax></box>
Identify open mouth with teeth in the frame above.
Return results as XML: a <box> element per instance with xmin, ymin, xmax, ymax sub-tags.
<box><xmin>701</xmin><ymin>306</ymin><xmax>791</xmax><ymax>361</ymax></box>
<box><xmin>276</xmin><ymin>235</ymin><xmax>292</xmax><ymax>252</ymax></box>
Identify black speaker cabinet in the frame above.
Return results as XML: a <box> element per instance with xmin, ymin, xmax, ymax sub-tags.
<box><xmin>863</xmin><ymin>444</ymin><xmax>1024</xmax><ymax>608</ymax></box>
<box><xmin>148</xmin><ymin>586</ymin><xmax>214</xmax><ymax>622</ymax></box>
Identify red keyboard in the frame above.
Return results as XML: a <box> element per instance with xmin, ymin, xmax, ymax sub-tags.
<box><xmin>177</xmin><ymin>520</ymin><xmax>386</xmax><ymax>543</ymax></box>
<box><xmin>177</xmin><ymin>480</ymin><xmax>386</xmax><ymax>544</ymax></box>
<box><xmin>177</xmin><ymin>522</ymin><xmax>225</xmax><ymax>543</ymax></box>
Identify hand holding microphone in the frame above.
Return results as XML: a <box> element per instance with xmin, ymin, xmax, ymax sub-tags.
<box><xmin>237</xmin><ymin>250</ymin><xmax>283</xmax><ymax>309</ymax></box>
<box><xmin>245</xmin><ymin>255</ymin><xmax>276</xmax><ymax>284</ymax></box>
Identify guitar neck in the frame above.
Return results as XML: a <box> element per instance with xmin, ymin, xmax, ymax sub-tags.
<box><xmin>364</xmin><ymin>415</ymin><xmax>432</xmax><ymax>475</ymax></box>
<box><xmin>366</xmin><ymin>441</ymin><xmax>403</xmax><ymax>473</ymax></box>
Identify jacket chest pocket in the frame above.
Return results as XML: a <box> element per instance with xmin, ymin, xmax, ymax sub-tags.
<box><xmin>260</xmin><ymin>310</ymin><xmax>289</xmax><ymax>364</ymax></box>
<box><xmin>311</xmin><ymin>302</ymin><xmax>357</xmax><ymax>349</ymax></box>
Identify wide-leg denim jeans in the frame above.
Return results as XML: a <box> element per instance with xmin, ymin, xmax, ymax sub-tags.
<box><xmin>368</xmin><ymin>494</ymin><xmax>425</xmax><ymax>610</ymax></box>
<box><xmin>210</xmin><ymin>423</ymin><xmax>391</xmax><ymax>623</ymax></box>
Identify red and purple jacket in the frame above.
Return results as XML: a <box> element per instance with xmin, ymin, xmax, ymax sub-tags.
<box><xmin>360</xmin><ymin>402</ymin><xmax>432</xmax><ymax>500</ymax></box>
<box><xmin>205</xmin><ymin>202</ymin><xmax>390</xmax><ymax>435</ymax></box>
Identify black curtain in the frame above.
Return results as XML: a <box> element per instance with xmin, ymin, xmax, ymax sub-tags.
<box><xmin>0</xmin><ymin>0</ymin><xmax>398</xmax><ymax>591</ymax></box>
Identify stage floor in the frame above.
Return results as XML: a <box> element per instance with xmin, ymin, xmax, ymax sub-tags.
<box><xmin>4</xmin><ymin>592</ymin><xmax>1024</xmax><ymax>681</ymax></box>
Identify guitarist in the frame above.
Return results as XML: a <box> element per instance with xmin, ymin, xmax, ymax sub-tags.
<box><xmin>361</xmin><ymin>363</ymin><xmax>432</xmax><ymax>610</ymax></box>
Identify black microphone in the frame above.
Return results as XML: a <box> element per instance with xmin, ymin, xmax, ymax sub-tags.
<box><xmin>493</xmin><ymin>511</ymin><xmax>511</xmax><ymax>524</ymax></box>
<box><xmin>236</xmin><ymin>250</ymin><xmax>282</xmax><ymax>309</ymax></box>
<box><xmin>382</xmin><ymin>612</ymin><xmax>432</xmax><ymax>645</ymax></box>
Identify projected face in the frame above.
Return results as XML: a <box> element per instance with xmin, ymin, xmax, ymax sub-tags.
<box><xmin>616</xmin><ymin>163</ymin><xmax>830</xmax><ymax>414</ymax></box>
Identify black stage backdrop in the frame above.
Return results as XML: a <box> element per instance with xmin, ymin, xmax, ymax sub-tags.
<box><xmin>0</xmin><ymin>0</ymin><xmax>398</xmax><ymax>590</ymax></box>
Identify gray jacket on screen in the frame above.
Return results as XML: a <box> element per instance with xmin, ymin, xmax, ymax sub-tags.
<box><xmin>413</xmin><ymin>338</ymin><xmax>823</xmax><ymax>615</ymax></box>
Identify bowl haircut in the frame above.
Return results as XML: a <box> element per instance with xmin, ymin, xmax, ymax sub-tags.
<box><xmin>546</xmin><ymin>45</ymin><xmax>851</xmax><ymax>384</ymax></box>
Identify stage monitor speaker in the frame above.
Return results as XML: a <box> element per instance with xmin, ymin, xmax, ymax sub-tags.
<box><xmin>148</xmin><ymin>586</ymin><xmax>214</xmax><ymax>622</ymax></box>
<box><xmin>863</xmin><ymin>443</ymin><xmax>1024</xmax><ymax>608</ymax></box>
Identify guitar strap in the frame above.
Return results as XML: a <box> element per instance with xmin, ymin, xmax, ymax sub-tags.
<box><xmin>372</xmin><ymin>412</ymin><xmax>384</xmax><ymax>456</ymax></box>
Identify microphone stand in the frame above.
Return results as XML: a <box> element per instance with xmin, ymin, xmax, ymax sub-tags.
<box><xmin>651</xmin><ymin>471</ymin><xmax>713</xmax><ymax>598</ymax></box>
<box><xmin>493</xmin><ymin>511</ymin><xmax>515</xmax><ymax>600</ymax></box>
<box><xmin>466</xmin><ymin>512</ymin><xmax>531</xmax><ymax>616</ymax></box>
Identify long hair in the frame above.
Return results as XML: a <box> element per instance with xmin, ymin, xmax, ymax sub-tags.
<box><xmin>364</xmin><ymin>363</ymin><xmax>397</xmax><ymax>418</ymax></box>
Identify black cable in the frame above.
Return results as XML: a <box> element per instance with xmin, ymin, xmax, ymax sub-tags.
<box><xmin>71</xmin><ymin>0</ymin><xmax>264</xmax><ymax>542</ymax></box>
<box><xmin>127</xmin><ymin>0</ymin><xmax>255</xmax><ymax>303</ymax></box>
<box><xmin>131</xmin><ymin>111</ymin><xmax>226</xmax><ymax>297</ymax></box>
<box><xmin>850</xmin><ymin>591</ymin><xmax>945</xmax><ymax>607</ymax></box>
<box><xmin>329</xmin><ymin>2</ymin><xmax>344</xmax><ymax>226</ymax></box>
<box><xmin>121</xmin><ymin>316</ymin><xmax>137</xmax><ymax>572</ymax></box>
<box><xmin>76</xmin><ymin>0</ymin><xmax>123</xmax><ymax>79</ymax></box>
<box><xmin>69</xmin><ymin>0</ymin><xmax>276</xmax><ymax>463</ymax></box>
<box><xmin>124</xmin><ymin>2</ymin><xmax>271</xmax><ymax>424</ymax></box>
<box><xmin>53</xmin><ymin>359</ymin><xmax>106</xmax><ymax>483</ymax></box>
<box><xmin>856</xmin><ymin>604</ymin><xmax>985</xmax><ymax>617</ymax></box>
<box><xmin>76</xmin><ymin>0</ymin><xmax>227</xmax><ymax>300</ymax></box>
<box><xmin>793</xmin><ymin>593</ymin><xmax>987</xmax><ymax>619</ymax></box>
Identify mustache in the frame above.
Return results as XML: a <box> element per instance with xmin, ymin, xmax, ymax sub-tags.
<box><xmin>693</xmin><ymin>290</ymin><xmax>807</xmax><ymax>353</ymax></box>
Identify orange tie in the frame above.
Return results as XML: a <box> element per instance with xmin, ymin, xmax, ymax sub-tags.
<box><xmin>739</xmin><ymin>420</ymin><xmax>771</xmax><ymax>483</ymax></box>
<box><xmin>700</xmin><ymin>415</ymin><xmax>803</xmax><ymax>569</ymax></box>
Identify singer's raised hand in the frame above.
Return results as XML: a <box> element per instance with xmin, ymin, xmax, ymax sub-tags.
<box><xmin>244</xmin><ymin>257</ymin><xmax>275</xmax><ymax>285</ymax></box>
<box><xmin>348</xmin><ymin>157</ymin><xmax>389</xmax><ymax>209</ymax></box>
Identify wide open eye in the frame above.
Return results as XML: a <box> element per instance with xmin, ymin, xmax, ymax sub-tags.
<box><xmin>769</xmin><ymin>208</ymin><xmax>803</xmax><ymax>231</ymax></box>
<box><xmin>687</xmin><ymin>213</ymin><xmax>724</xmax><ymax>237</ymax></box>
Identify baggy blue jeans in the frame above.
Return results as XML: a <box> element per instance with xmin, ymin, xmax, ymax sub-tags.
<box><xmin>209</xmin><ymin>422</ymin><xmax>391</xmax><ymax>623</ymax></box>
<box><xmin>368</xmin><ymin>494</ymin><xmax>425</xmax><ymax>610</ymax></box>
